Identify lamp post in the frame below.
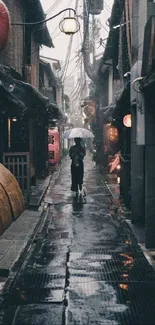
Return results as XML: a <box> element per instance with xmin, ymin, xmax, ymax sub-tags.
<box><xmin>11</xmin><ymin>8</ymin><xmax>80</xmax><ymax>35</ymax></box>
<box><xmin>0</xmin><ymin>1</ymin><xmax>80</xmax><ymax>53</ymax></box>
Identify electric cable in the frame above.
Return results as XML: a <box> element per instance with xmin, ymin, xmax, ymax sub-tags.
<box><xmin>51</xmin><ymin>0</ymin><xmax>73</xmax><ymax>38</ymax></box>
<box><xmin>64</xmin><ymin>56</ymin><xmax>82</xmax><ymax>81</ymax></box>
<box><xmin>104</xmin><ymin>1</ymin><xmax>112</xmax><ymax>11</ymax></box>
<box><xmin>104</xmin><ymin>2</ymin><xmax>112</xmax><ymax>13</ymax></box>
<box><xmin>98</xmin><ymin>21</ymin><xmax>109</xmax><ymax>33</ymax></box>
<box><xmin>71</xmin><ymin>80</ymin><xmax>86</xmax><ymax>102</ymax></box>
<box><xmin>62</xmin><ymin>0</ymin><xmax>79</xmax><ymax>81</ymax></box>
<box><xmin>69</xmin><ymin>77</ymin><xmax>82</xmax><ymax>98</ymax></box>
<box><xmin>46</xmin><ymin>0</ymin><xmax>63</xmax><ymax>15</ymax></box>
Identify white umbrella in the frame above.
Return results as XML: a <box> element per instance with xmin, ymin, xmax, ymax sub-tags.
<box><xmin>63</xmin><ymin>127</ymin><xmax>94</xmax><ymax>139</ymax></box>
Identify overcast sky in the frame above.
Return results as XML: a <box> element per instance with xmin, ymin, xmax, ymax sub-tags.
<box><xmin>40</xmin><ymin>0</ymin><xmax>114</xmax><ymax>80</ymax></box>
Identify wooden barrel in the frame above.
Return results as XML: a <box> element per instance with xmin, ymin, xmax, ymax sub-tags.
<box><xmin>0</xmin><ymin>183</ymin><xmax>12</xmax><ymax>234</ymax></box>
<box><xmin>0</xmin><ymin>164</ymin><xmax>24</xmax><ymax>228</ymax></box>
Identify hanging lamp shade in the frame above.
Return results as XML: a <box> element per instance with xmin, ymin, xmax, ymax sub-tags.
<box><xmin>59</xmin><ymin>16</ymin><xmax>80</xmax><ymax>35</ymax></box>
<box><xmin>0</xmin><ymin>0</ymin><xmax>10</xmax><ymax>52</ymax></box>
<box><xmin>123</xmin><ymin>114</ymin><xmax>132</xmax><ymax>127</ymax></box>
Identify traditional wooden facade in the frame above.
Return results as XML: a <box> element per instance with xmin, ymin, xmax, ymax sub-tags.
<box><xmin>98</xmin><ymin>0</ymin><xmax>131</xmax><ymax>208</ymax></box>
<box><xmin>0</xmin><ymin>1</ymin><xmax>63</xmax><ymax>200</ymax></box>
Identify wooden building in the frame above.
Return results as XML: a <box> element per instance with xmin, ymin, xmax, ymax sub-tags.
<box><xmin>0</xmin><ymin>0</ymin><xmax>63</xmax><ymax>200</ymax></box>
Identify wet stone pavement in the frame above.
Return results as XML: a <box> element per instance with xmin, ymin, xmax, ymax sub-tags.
<box><xmin>1</xmin><ymin>155</ymin><xmax>155</xmax><ymax>324</ymax></box>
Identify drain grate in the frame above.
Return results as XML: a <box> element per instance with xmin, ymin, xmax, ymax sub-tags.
<box><xmin>7</xmin><ymin>273</ymin><xmax>66</xmax><ymax>305</ymax></box>
<box><xmin>67</xmin><ymin>282</ymin><xmax>155</xmax><ymax>324</ymax></box>
<box><xmin>69</xmin><ymin>251</ymin><xmax>155</xmax><ymax>283</ymax></box>
<box><xmin>8</xmin><ymin>287</ymin><xmax>64</xmax><ymax>304</ymax></box>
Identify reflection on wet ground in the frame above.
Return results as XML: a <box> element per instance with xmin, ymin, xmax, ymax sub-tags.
<box><xmin>1</xmin><ymin>156</ymin><xmax>155</xmax><ymax>324</ymax></box>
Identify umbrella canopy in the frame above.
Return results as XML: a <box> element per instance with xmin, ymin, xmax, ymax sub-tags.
<box><xmin>63</xmin><ymin>127</ymin><xmax>94</xmax><ymax>139</ymax></box>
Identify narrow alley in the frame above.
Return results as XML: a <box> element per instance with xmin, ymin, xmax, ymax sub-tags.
<box><xmin>1</xmin><ymin>155</ymin><xmax>155</xmax><ymax>325</ymax></box>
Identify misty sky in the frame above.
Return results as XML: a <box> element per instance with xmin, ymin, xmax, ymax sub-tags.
<box><xmin>40</xmin><ymin>0</ymin><xmax>114</xmax><ymax>81</ymax></box>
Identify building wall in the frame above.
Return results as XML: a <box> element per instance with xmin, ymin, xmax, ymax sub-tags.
<box><xmin>0</xmin><ymin>0</ymin><xmax>25</xmax><ymax>75</ymax></box>
<box><xmin>130</xmin><ymin>0</ymin><xmax>147</xmax><ymax>224</ymax></box>
<box><xmin>43</xmin><ymin>71</ymin><xmax>50</xmax><ymax>88</ymax></box>
<box><xmin>144</xmin><ymin>2</ymin><xmax>155</xmax><ymax>248</ymax></box>
<box><xmin>99</xmin><ymin>69</ymin><xmax>109</xmax><ymax>108</ymax></box>
<box><xmin>31</xmin><ymin>38</ymin><xmax>40</xmax><ymax>89</ymax></box>
<box><xmin>131</xmin><ymin>0</ymin><xmax>155</xmax><ymax>247</ymax></box>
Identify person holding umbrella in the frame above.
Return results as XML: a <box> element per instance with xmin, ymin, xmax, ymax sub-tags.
<box><xmin>63</xmin><ymin>127</ymin><xmax>94</xmax><ymax>196</ymax></box>
<box><xmin>69</xmin><ymin>138</ymin><xmax>86</xmax><ymax>195</ymax></box>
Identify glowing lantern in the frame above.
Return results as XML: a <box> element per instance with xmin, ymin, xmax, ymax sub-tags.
<box><xmin>107</xmin><ymin>126</ymin><xmax>119</xmax><ymax>142</ymax></box>
<box><xmin>0</xmin><ymin>1</ymin><xmax>10</xmax><ymax>52</ymax></box>
<box><xmin>123</xmin><ymin>114</ymin><xmax>131</xmax><ymax>127</ymax></box>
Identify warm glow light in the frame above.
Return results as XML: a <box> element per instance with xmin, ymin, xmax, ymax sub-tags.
<box><xmin>119</xmin><ymin>284</ymin><xmax>129</xmax><ymax>291</ymax></box>
<box><xmin>123</xmin><ymin>114</ymin><xmax>131</xmax><ymax>127</ymax></box>
<box><xmin>117</xmin><ymin>176</ymin><xmax>120</xmax><ymax>184</ymax></box>
<box><xmin>107</xmin><ymin>126</ymin><xmax>119</xmax><ymax>142</ymax></box>
<box><xmin>59</xmin><ymin>16</ymin><xmax>80</xmax><ymax>35</ymax></box>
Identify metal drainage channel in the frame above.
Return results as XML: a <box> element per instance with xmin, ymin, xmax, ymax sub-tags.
<box><xmin>67</xmin><ymin>250</ymin><xmax>155</xmax><ymax>324</ymax></box>
<box><xmin>0</xmin><ymin>208</ymin><xmax>69</xmax><ymax>325</ymax></box>
<box><xmin>5</xmin><ymin>273</ymin><xmax>65</xmax><ymax>305</ymax></box>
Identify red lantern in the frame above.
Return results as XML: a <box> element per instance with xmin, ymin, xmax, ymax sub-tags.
<box><xmin>0</xmin><ymin>1</ymin><xmax>10</xmax><ymax>53</ymax></box>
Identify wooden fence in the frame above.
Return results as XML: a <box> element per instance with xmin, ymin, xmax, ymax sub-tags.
<box><xmin>3</xmin><ymin>152</ymin><xmax>30</xmax><ymax>200</ymax></box>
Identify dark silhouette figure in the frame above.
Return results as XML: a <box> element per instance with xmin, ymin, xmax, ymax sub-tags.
<box><xmin>69</xmin><ymin>138</ymin><xmax>86</xmax><ymax>194</ymax></box>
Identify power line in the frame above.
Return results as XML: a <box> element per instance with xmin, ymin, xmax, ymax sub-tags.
<box><xmin>71</xmin><ymin>80</ymin><xmax>86</xmax><ymax>102</ymax></box>
<box><xmin>52</xmin><ymin>30</ymin><xmax>62</xmax><ymax>39</ymax></box>
<box><xmin>63</xmin><ymin>51</ymin><xmax>82</xmax><ymax>80</ymax></box>
<box><xmin>104</xmin><ymin>3</ymin><xmax>111</xmax><ymax>13</ymax></box>
<box><xmin>98</xmin><ymin>21</ymin><xmax>109</xmax><ymax>33</ymax></box>
<box><xmin>68</xmin><ymin>77</ymin><xmax>82</xmax><ymax>98</ymax></box>
<box><xmin>51</xmin><ymin>0</ymin><xmax>72</xmax><ymax>37</ymax></box>
<box><xmin>62</xmin><ymin>0</ymin><xmax>79</xmax><ymax>81</ymax></box>
<box><xmin>46</xmin><ymin>0</ymin><xmax>63</xmax><ymax>15</ymax></box>
<box><xmin>65</xmin><ymin>56</ymin><xmax>82</xmax><ymax>80</ymax></box>
<box><xmin>104</xmin><ymin>1</ymin><xmax>112</xmax><ymax>11</ymax></box>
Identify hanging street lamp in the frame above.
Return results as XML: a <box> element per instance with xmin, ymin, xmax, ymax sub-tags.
<box><xmin>11</xmin><ymin>8</ymin><xmax>80</xmax><ymax>35</ymax></box>
<box><xmin>59</xmin><ymin>16</ymin><xmax>80</xmax><ymax>35</ymax></box>
<box><xmin>0</xmin><ymin>2</ymin><xmax>80</xmax><ymax>53</ymax></box>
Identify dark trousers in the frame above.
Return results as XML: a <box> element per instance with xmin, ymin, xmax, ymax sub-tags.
<box><xmin>71</xmin><ymin>160</ymin><xmax>84</xmax><ymax>192</ymax></box>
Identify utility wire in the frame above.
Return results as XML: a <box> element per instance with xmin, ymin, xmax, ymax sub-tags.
<box><xmin>104</xmin><ymin>2</ymin><xmax>112</xmax><ymax>13</ymax></box>
<box><xmin>104</xmin><ymin>1</ymin><xmax>112</xmax><ymax>12</ymax></box>
<box><xmin>52</xmin><ymin>0</ymin><xmax>72</xmax><ymax>37</ymax></box>
<box><xmin>98</xmin><ymin>21</ymin><xmax>109</xmax><ymax>33</ymax></box>
<box><xmin>52</xmin><ymin>30</ymin><xmax>62</xmax><ymax>39</ymax></box>
<box><xmin>70</xmin><ymin>84</ymin><xmax>82</xmax><ymax>100</ymax></box>
<box><xmin>62</xmin><ymin>0</ymin><xmax>79</xmax><ymax>81</ymax></box>
<box><xmin>46</xmin><ymin>0</ymin><xmax>63</xmax><ymax>15</ymax></box>
<box><xmin>65</xmin><ymin>56</ymin><xmax>82</xmax><ymax>81</ymax></box>
<box><xmin>12</xmin><ymin>8</ymin><xmax>76</xmax><ymax>25</ymax></box>
<box><xmin>69</xmin><ymin>77</ymin><xmax>82</xmax><ymax>98</ymax></box>
<box><xmin>71</xmin><ymin>80</ymin><xmax>86</xmax><ymax>102</ymax></box>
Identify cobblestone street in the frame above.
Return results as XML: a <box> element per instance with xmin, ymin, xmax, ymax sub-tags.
<box><xmin>1</xmin><ymin>155</ymin><xmax>155</xmax><ymax>325</ymax></box>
